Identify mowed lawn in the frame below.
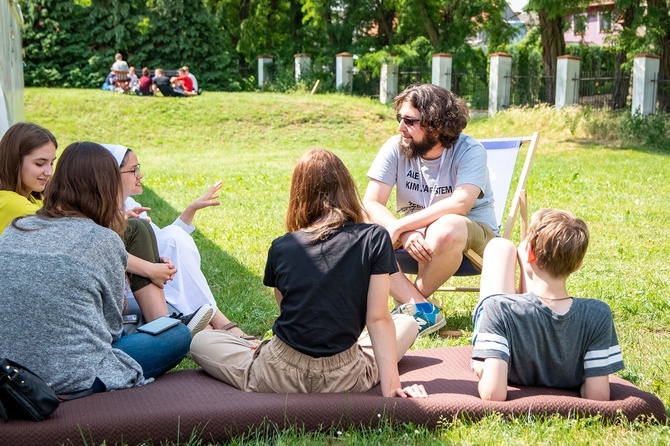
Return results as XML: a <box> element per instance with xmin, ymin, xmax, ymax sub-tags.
<box><xmin>24</xmin><ymin>88</ymin><xmax>670</xmax><ymax>444</ymax></box>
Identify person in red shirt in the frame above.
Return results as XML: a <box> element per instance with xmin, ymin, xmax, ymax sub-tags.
<box><xmin>171</xmin><ymin>68</ymin><xmax>196</xmax><ymax>96</ymax></box>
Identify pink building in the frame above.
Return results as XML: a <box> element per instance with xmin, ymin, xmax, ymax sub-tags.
<box><xmin>564</xmin><ymin>1</ymin><xmax>618</xmax><ymax>45</ymax></box>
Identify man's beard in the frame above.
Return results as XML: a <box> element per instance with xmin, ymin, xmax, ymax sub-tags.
<box><xmin>399</xmin><ymin>132</ymin><xmax>440</xmax><ymax>158</ymax></box>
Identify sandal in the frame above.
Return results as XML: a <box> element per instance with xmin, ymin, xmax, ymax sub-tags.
<box><xmin>221</xmin><ymin>322</ymin><xmax>262</xmax><ymax>341</ymax></box>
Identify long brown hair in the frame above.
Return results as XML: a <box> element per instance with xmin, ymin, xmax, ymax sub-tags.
<box><xmin>36</xmin><ymin>142</ymin><xmax>126</xmax><ymax>236</ymax></box>
<box><xmin>0</xmin><ymin>122</ymin><xmax>58</xmax><ymax>200</ymax></box>
<box><xmin>286</xmin><ymin>149</ymin><xmax>365</xmax><ymax>241</ymax></box>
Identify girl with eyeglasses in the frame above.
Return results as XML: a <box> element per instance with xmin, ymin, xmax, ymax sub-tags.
<box><xmin>0</xmin><ymin>142</ymin><xmax>190</xmax><ymax>395</ymax></box>
<box><xmin>0</xmin><ymin>124</ymin><xmax>211</xmax><ymax>335</ymax></box>
<box><xmin>191</xmin><ymin>149</ymin><xmax>428</xmax><ymax>398</ymax></box>
<box><xmin>103</xmin><ymin>144</ymin><xmax>256</xmax><ymax>340</ymax></box>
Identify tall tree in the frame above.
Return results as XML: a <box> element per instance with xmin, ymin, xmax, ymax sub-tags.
<box><xmin>19</xmin><ymin>0</ymin><xmax>96</xmax><ymax>87</ymax></box>
<box><xmin>395</xmin><ymin>0</ymin><xmax>514</xmax><ymax>54</ymax></box>
<box><xmin>206</xmin><ymin>0</ymin><xmax>295</xmax><ymax>77</ymax></box>
<box><xmin>144</xmin><ymin>0</ymin><xmax>236</xmax><ymax>90</ymax></box>
<box><xmin>644</xmin><ymin>0</ymin><xmax>670</xmax><ymax>112</ymax></box>
<box><xmin>525</xmin><ymin>0</ymin><xmax>584</xmax><ymax>105</ymax></box>
<box><xmin>610</xmin><ymin>0</ymin><xmax>639</xmax><ymax>110</ymax></box>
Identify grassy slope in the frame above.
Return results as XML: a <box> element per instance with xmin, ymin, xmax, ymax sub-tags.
<box><xmin>25</xmin><ymin>89</ymin><xmax>670</xmax><ymax>444</ymax></box>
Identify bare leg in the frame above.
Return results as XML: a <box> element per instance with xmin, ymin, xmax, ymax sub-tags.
<box><xmin>389</xmin><ymin>215</ymin><xmax>469</xmax><ymax>304</ymax></box>
<box><xmin>133</xmin><ymin>283</ymin><xmax>169</xmax><ymax>321</ymax></box>
<box><xmin>415</xmin><ymin>215</ymin><xmax>469</xmax><ymax>296</ymax></box>
<box><xmin>209</xmin><ymin>309</ymin><xmax>246</xmax><ymax>337</ymax></box>
<box><xmin>358</xmin><ymin>314</ymin><xmax>418</xmax><ymax>362</ymax></box>
<box><xmin>477</xmin><ymin>238</ymin><xmax>518</xmax><ymax>305</ymax></box>
<box><xmin>516</xmin><ymin>239</ymin><xmax>533</xmax><ymax>294</ymax></box>
<box><xmin>389</xmin><ymin>272</ymin><xmax>429</xmax><ymax>304</ymax></box>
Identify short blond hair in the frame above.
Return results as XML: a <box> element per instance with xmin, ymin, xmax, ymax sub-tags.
<box><xmin>526</xmin><ymin>209</ymin><xmax>589</xmax><ymax>278</ymax></box>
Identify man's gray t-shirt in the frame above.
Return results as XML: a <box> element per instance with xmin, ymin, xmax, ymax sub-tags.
<box><xmin>471</xmin><ymin>293</ymin><xmax>625</xmax><ymax>389</ymax></box>
<box><xmin>367</xmin><ymin>134</ymin><xmax>497</xmax><ymax>233</ymax></box>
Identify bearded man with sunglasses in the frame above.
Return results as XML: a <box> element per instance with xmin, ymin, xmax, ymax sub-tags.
<box><xmin>363</xmin><ymin>83</ymin><xmax>497</xmax><ymax>335</ymax></box>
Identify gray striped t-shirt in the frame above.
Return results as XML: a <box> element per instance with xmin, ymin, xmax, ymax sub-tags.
<box><xmin>471</xmin><ymin>292</ymin><xmax>624</xmax><ymax>389</ymax></box>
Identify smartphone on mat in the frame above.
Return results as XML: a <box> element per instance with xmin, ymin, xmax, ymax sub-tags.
<box><xmin>137</xmin><ymin>316</ymin><xmax>180</xmax><ymax>335</ymax></box>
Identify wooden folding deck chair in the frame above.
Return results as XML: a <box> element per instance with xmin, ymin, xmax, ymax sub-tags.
<box><xmin>113</xmin><ymin>70</ymin><xmax>130</xmax><ymax>91</ymax></box>
<box><xmin>395</xmin><ymin>131</ymin><xmax>539</xmax><ymax>292</ymax></box>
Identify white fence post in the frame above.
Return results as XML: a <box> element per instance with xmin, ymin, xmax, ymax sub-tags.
<box><xmin>631</xmin><ymin>54</ymin><xmax>661</xmax><ymax>116</ymax></box>
<box><xmin>488</xmin><ymin>52</ymin><xmax>512</xmax><ymax>116</ymax></box>
<box><xmin>335</xmin><ymin>52</ymin><xmax>354</xmax><ymax>93</ymax></box>
<box><xmin>380</xmin><ymin>61</ymin><xmax>398</xmax><ymax>104</ymax></box>
<box><xmin>294</xmin><ymin>53</ymin><xmax>311</xmax><ymax>83</ymax></box>
<box><xmin>257</xmin><ymin>55</ymin><xmax>273</xmax><ymax>89</ymax></box>
<box><xmin>431</xmin><ymin>53</ymin><xmax>452</xmax><ymax>90</ymax></box>
<box><xmin>555</xmin><ymin>55</ymin><xmax>581</xmax><ymax>110</ymax></box>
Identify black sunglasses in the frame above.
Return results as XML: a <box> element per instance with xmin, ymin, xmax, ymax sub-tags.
<box><xmin>396</xmin><ymin>114</ymin><xmax>421</xmax><ymax>127</ymax></box>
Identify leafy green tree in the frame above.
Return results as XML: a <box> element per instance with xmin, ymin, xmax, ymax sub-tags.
<box><xmin>19</xmin><ymin>0</ymin><xmax>98</xmax><ymax>87</ymax></box>
<box><xmin>206</xmin><ymin>0</ymin><xmax>302</xmax><ymax>82</ymax></box>
<box><xmin>142</xmin><ymin>0</ymin><xmax>237</xmax><ymax>90</ymax></box>
<box><xmin>84</xmin><ymin>0</ymin><xmax>149</xmax><ymax>78</ymax></box>
<box><xmin>525</xmin><ymin>0</ymin><xmax>586</xmax><ymax>105</ymax></box>
<box><xmin>609</xmin><ymin>0</ymin><xmax>640</xmax><ymax>110</ymax></box>
<box><xmin>643</xmin><ymin>0</ymin><xmax>670</xmax><ymax>112</ymax></box>
<box><xmin>395</xmin><ymin>0</ymin><xmax>514</xmax><ymax>54</ymax></box>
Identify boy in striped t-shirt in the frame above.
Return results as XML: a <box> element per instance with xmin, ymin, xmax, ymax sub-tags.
<box><xmin>471</xmin><ymin>209</ymin><xmax>624</xmax><ymax>401</ymax></box>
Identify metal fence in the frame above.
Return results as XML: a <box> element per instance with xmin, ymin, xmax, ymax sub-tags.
<box><xmin>509</xmin><ymin>74</ymin><xmax>553</xmax><ymax>107</ymax></box>
<box><xmin>351</xmin><ymin>69</ymin><xmax>379</xmax><ymax>98</ymax></box>
<box><xmin>573</xmin><ymin>70</ymin><xmax>631</xmax><ymax>109</ymax></box>
<box><xmin>398</xmin><ymin>66</ymin><xmax>430</xmax><ymax>92</ymax></box>
<box><xmin>652</xmin><ymin>72</ymin><xmax>670</xmax><ymax>114</ymax></box>
<box><xmin>340</xmin><ymin>65</ymin><xmax>641</xmax><ymax>113</ymax></box>
<box><xmin>452</xmin><ymin>71</ymin><xmax>489</xmax><ymax>111</ymax></box>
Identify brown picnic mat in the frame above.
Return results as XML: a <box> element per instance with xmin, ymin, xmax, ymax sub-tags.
<box><xmin>2</xmin><ymin>346</ymin><xmax>665</xmax><ymax>445</ymax></box>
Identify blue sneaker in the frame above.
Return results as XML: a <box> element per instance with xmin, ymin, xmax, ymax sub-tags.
<box><xmin>392</xmin><ymin>300</ymin><xmax>446</xmax><ymax>336</ymax></box>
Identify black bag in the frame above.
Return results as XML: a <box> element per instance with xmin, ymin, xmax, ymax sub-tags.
<box><xmin>0</xmin><ymin>358</ymin><xmax>60</xmax><ymax>422</ymax></box>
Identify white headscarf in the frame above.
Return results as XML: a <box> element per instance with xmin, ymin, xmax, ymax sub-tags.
<box><xmin>101</xmin><ymin>144</ymin><xmax>130</xmax><ymax>167</ymax></box>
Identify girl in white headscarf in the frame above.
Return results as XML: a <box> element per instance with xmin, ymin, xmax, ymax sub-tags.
<box><xmin>103</xmin><ymin>144</ymin><xmax>255</xmax><ymax>339</ymax></box>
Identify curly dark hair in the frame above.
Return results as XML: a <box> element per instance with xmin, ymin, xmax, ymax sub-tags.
<box><xmin>393</xmin><ymin>83</ymin><xmax>469</xmax><ymax>149</ymax></box>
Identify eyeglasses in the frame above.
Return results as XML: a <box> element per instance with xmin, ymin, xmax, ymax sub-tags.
<box><xmin>396</xmin><ymin>114</ymin><xmax>421</xmax><ymax>128</ymax></box>
<box><xmin>120</xmin><ymin>164</ymin><xmax>141</xmax><ymax>177</ymax></box>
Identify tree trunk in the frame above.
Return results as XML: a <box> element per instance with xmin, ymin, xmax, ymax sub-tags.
<box><xmin>418</xmin><ymin>1</ymin><xmax>439</xmax><ymax>47</ymax></box>
<box><xmin>612</xmin><ymin>5</ymin><xmax>636</xmax><ymax>110</ymax></box>
<box><xmin>538</xmin><ymin>10</ymin><xmax>565</xmax><ymax>105</ymax></box>
<box><xmin>374</xmin><ymin>0</ymin><xmax>395</xmax><ymax>47</ymax></box>
<box><xmin>647</xmin><ymin>0</ymin><xmax>670</xmax><ymax>112</ymax></box>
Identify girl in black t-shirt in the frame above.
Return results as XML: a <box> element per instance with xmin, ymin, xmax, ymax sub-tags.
<box><xmin>191</xmin><ymin>149</ymin><xmax>427</xmax><ymax>398</ymax></box>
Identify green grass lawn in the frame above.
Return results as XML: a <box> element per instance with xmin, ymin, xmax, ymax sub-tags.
<box><xmin>25</xmin><ymin>88</ymin><xmax>670</xmax><ymax>444</ymax></box>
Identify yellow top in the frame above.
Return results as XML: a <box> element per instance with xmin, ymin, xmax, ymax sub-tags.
<box><xmin>0</xmin><ymin>190</ymin><xmax>41</xmax><ymax>234</ymax></box>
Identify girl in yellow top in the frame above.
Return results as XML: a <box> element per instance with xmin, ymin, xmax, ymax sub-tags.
<box><xmin>0</xmin><ymin>123</ymin><xmax>57</xmax><ymax>233</ymax></box>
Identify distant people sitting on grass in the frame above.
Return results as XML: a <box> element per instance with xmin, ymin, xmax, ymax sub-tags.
<box><xmin>182</xmin><ymin>65</ymin><xmax>200</xmax><ymax>94</ymax></box>
<box><xmin>152</xmin><ymin>68</ymin><xmax>184</xmax><ymax>97</ymax></box>
<box><xmin>471</xmin><ymin>209</ymin><xmax>624</xmax><ymax>401</ymax></box>
<box><xmin>128</xmin><ymin>66</ymin><xmax>139</xmax><ymax>92</ymax></box>
<box><xmin>103</xmin><ymin>144</ymin><xmax>257</xmax><ymax>339</ymax></box>
<box><xmin>0</xmin><ymin>142</ymin><xmax>190</xmax><ymax>395</ymax></box>
<box><xmin>102</xmin><ymin>71</ymin><xmax>116</xmax><ymax>91</ymax></box>
<box><xmin>137</xmin><ymin>67</ymin><xmax>153</xmax><ymax>96</ymax></box>
<box><xmin>191</xmin><ymin>149</ymin><xmax>428</xmax><ymax>399</ymax></box>
<box><xmin>111</xmin><ymin>52</ymin><xmax>129</xmax><ymax>73</ymax></box>
<box><xmin>171</xmin><ymin>68</ymin><xmax>197</xmax><ymax>96</ymax></box>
